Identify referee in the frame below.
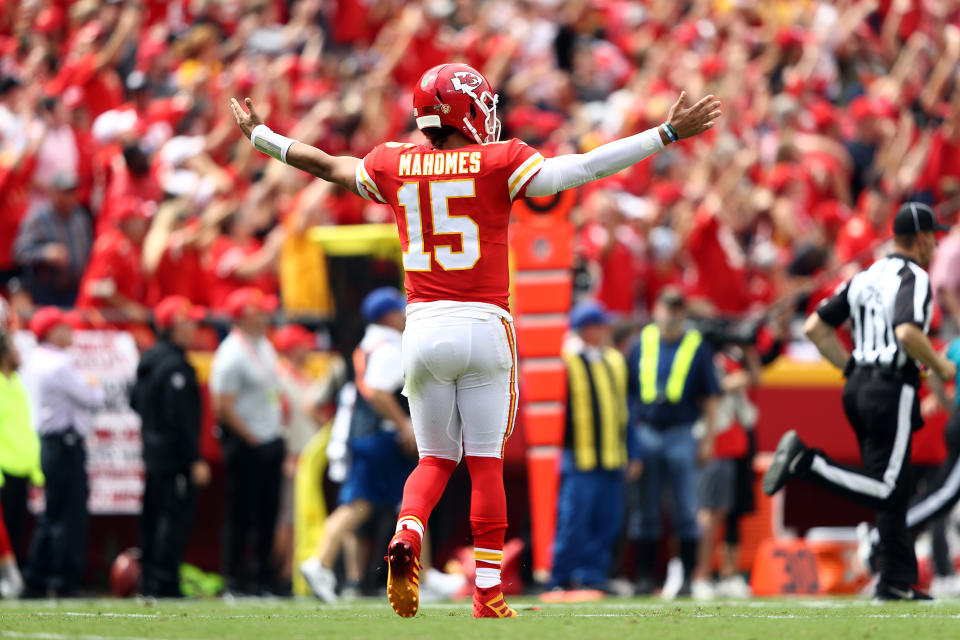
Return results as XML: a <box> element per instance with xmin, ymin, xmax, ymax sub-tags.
<box><xmin>763</xmin><ymin>202</ymin><xmax>957</xmax><ymax>601</ymax></box>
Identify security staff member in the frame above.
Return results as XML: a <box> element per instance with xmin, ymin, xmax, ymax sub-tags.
<box><xmin>627</xmin><ymin>287</ymin><xmax>719</xmax><ymax>596</ymax></box>
<box><xmin>21</xmin><ymin>307</ymin><xmax>104</xmax><ymax>597</ymax></box>
<box><xmin>764</xmin><ymin>202</ymin><xmax>957</xmax><ymax>601</ymax></box>
<box><xmin>131</xmin><ymin>296</ymin><xmax>211</xmax><ymax>598</ymax></box>
<box><xmin>550</xmin><ymin>301</ymin><xmax>640</xmax><ymax>591</ymax></box>
<box><xmin>0</xmin><ymin>328</ymin><xmax>44</xmax><ymax>565</ymax></box>
<box><xmin>300</xmin><ymin>287</ymin><xmax>416</xmax><ymax>602</ymax></box>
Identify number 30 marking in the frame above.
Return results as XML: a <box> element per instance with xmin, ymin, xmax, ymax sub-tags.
<box><xmin>398</xmin><ymin>179</ymin><xmax>480</xmax><ymax>272</ymax></box>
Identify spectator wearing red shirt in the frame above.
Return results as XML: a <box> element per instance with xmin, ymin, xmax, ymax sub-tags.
<box><xmin>142</xmin><ymin>198</ymin><xmax>216</xmax><ymax>307</ymax></box>
<box><xmin>47</xmin><ymin>6</ymin><xmax>140</xmax><ymax>120</ymax></box>
<box><xmin>0</xmin><ymin>120</ymin><xmax>44</xmax><ymax>282</ymax></box>
<box><xmin>835</xmin><ymin>184</ymin><xmax>893</xmax><ymax>266</ymax></box>
<box><xmin>685</xmin><ymin>207</ymin><xmax>751</xmax><ymax>314</ymax></box>
<box><xmin>97</xmin><ymin>144</ymin><xmax>164</xmax><ymax>236</ymax></box>
<box><xmin>578</xmin><ymin>190</ymin><xmax>640</xmax><ymax>315</ymax></box>
<box><xmin>75</xmin><ymin>197</ymin><xmax>151</xmax><ymax>322</ymax></box>
<box><xmin>208</xmin><ymin>211</ymin><xmax>285</xmax><ymax>311</ymax></box>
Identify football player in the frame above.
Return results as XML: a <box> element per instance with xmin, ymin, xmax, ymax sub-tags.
<box><xmin>231</xmin><ymin>63</ymin><xmax>720</xmax><ymax>618</ymax></box>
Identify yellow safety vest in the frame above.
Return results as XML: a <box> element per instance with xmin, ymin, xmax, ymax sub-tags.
<box><xmin>563</xmin><ymin>347</ymin><xmax>629</xmax><ymax>471</ymax></box>
<box><xmin>639</xmin><ymin>324</ymin><xmax>702</xmax><ymax>405</ymax></box>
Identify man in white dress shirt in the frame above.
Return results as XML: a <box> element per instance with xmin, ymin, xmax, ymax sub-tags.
<box><xmin>20</xmin><ymin>307</ymin><xmax>104</xmax><ymax>597</ymax></box>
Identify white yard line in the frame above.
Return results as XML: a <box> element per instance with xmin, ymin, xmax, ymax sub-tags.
<box><xmin>0</xmin><ymin>632</ymin><xmax>189</xmax><ymax>640</ymax></box>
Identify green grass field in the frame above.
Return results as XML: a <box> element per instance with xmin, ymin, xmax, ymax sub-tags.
<box><xmin>2</xmin><ymin>597</ymin><xmax>960</xmax><ymax>640</ymax></box>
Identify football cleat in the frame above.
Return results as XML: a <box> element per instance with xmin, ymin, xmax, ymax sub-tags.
<box><xmin>473</xmin><ymin>585</ymin><xmax>518</xmax><ymax>618</ymax></box>
<box><xmin>874</xmin><ymin>584</ymin><xmax>933</xmax><ymax>601</ymax></box>
<box><xmin>763</xmin><ymin>430</ymin><xmax>807</xmax><ymax>496</ymax></box>
<box><xmin>386</xmin><ymin>528</ymin><xmax>422</xmax><ymax>618</ymax></box>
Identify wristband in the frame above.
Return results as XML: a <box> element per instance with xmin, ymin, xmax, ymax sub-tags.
<box><xmin>250</xmin><ymin>124</ymin><xmax>296</xmax><ymax>163</ymax></box>
<box><xmin>660</xmin><ymin>122</ymin><xmax>677</xmax><ymax>143</ymax></box>
<box><xmin>664</xmin><ymin>122</ymin><xmax>679</xmax><ymax>141</ymax></box>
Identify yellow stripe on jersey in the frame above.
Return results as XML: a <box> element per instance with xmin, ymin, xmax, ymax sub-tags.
<box><xmin>508</xmin><ymin>154</ymin><xmax>545</xmax><ymax>200</ymax></box>
<box><xmin>356</xmin><ymin>160</ymin><xmax>387</xmax><ymax>204</ymax></box>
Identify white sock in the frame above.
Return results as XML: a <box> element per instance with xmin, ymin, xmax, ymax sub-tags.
<box><xmin>396</xmin><ymin>516</ymin><xmax>424</xmax><ymax>540</ymax></box>
<box><xmin>475</xmin><ymin>568</ymin><xmax>501</xmax><ymax>589</ymax></box>
<box><xmin>474</xmin><ymin>547</ymin><xmax>503</xmax><ymax>588</ymax></box>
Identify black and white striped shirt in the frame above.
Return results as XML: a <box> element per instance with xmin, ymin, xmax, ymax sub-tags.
<box><xmin>817</xmin><ymin>253</ymin><xmax>933</xmax><ymax>381</ymax></box>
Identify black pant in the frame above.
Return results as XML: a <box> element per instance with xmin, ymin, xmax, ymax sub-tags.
<box><xmin>905</xmin><ymin>410</ymin><xmax>960</xmax><ymax>531</ymax></box>
<box><xmin>0</xmin><ymin>473</ymin><xmax>29</xmax><ymax>563</ymax></box>
<box><xmin>25</xmin><ymin>432</ymin><xmax>89</xmax><ymax>596</ymax></box>
<box><xmin>802</xmin><ymin>369</ymin><xmax>919</xmax><ymax>590</ymax></box>
<box><xmin>140</xmin><ymin>471</ymin><xmax>196</xmax><ymax>597</ymax></box>
<box><xmin>221</xmin><ymin>433</ymin><xmax>284</xmax><ymax>593</ymax></box>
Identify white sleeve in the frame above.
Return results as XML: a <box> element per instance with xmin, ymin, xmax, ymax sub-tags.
<box><xmin>58</xmin><ymin>361</ymin><xmax>105</xmax><ymax>411</ymax></box>
<box><xmin>524</xmin><ymin>127</ymin><xmax>665</xmax><ymax>197</ymax></box>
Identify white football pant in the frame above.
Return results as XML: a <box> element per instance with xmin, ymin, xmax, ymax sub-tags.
<box><xmin>402</xmin><ymin>302</ymin><xmax>519</xmax><ymax>461</ymax></box>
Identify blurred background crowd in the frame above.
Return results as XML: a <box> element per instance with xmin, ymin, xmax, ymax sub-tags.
<box><xmin>2</xmin><ymin>0</ymin><xmax>960</xmax><ymax>600</ymax></box>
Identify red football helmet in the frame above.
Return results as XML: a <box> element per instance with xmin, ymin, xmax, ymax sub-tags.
<box><xmin>413</xmin><ymin>63</ymin><xmax>501</xmax><ymax>145</ymax></box>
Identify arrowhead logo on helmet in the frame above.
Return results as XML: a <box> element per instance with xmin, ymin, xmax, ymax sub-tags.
<box><xmin>451</xmin><ymin>71</ymin><xmax>483</xmax><ymax>98</ymax></box>
<box><xmin>413</xmin><ymin>63</ymin><xmax>501</xmax><ymax>145</ymax></box>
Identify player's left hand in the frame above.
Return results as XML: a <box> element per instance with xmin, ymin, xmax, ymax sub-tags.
<box><xmin>230</xmin><ymin>97</ymin><xmax>264</xmax><ymax>139</ymax></box>
<box><xmin>667</xmin><ymin>92</ymin><xmax>722</xmax><ymax>139</ymax></box>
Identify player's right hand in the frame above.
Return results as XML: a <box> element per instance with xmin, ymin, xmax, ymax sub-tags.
<box><xmin>230</xmin><ymin>97</ymin><xmax>264</xmax><ymax>139</ymax></box>
<box><xmin>667</xmin><ymin>92</ymin><xmax>722</xmax><ymax>139</ymax></box>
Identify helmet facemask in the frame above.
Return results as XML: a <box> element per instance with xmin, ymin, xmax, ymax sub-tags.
<box><xmin>478</xmin><ymin>91</ymin><xmax>501</xmax><ymax>143</ymax></box>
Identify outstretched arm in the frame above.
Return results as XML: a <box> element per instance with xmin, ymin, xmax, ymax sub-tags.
<box><xmin>525</xmin><ymin>92</ymin><xmax>721</xmax><ymax>197</ymax></box>
<box><xmin>230</xmin><ymin>98</ymin><xmax>361</xmax><ymax>195</ymax></box>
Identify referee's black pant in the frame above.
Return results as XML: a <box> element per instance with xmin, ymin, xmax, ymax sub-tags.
<box><xmin>800</xmin><ymin>368</ymin><xmax>920</xmax><ymax>590</ymax></box>
<box><xmin>904</xmin><ymin>410</ymin><xmax>960</xmax><ymax>532</ymax></box>
<box><xmin>140</xmin><ymin>471</ymin><xmax>196</xmax><ymax>597</ymax></box>
<box><xmin>221</xmin><ymin>432</ymin><xmax>284</xmax><ymax>594</ymax></box>
<box><xmin>24</xmin><ymin>430</ymin><xmax>89</xmax><ymax>597</ymax></box>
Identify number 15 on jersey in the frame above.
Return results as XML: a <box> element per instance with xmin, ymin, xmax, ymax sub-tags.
<box><xmin>398</xmin><ymin>179</ymin><xmax>481</xmax><ymax>272</ymax></box>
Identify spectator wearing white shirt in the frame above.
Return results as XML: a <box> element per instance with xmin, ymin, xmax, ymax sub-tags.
<box><xmin>210</xmin><ymin>287</ymin><xmax>284</xmax><ymax>596</ymax></box>
<box><xmin>20</xmin><ymin>307</ymin><xmax>104</xmax><ymax>598</ymax></box>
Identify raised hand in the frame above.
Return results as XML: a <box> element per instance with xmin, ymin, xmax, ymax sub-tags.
<box><xmin>667</xmin><ymin>92</ymin><xmax>722</xmax><ymax>139</ymax></box>
<box><xmin>230</xmin><ymin>97</ymin><xmax>264</xmax><ymax>139</ymax></box>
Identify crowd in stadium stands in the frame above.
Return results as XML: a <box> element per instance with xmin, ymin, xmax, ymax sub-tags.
<box><xmin>0</xmin><ymin>0</ymin><xmax>957</xmax><ymax>328</ymax></box>
<box><xmin>1</xmin><ymin>0</ymin><xmax>960</xmax><ymax>597</ymax></box>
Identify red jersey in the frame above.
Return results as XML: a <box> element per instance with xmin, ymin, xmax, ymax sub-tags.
<box><xmin>76</xmin><ymin>228</ymin><xmax>146</xmax><ymax>309</ymax></box>
<box><xmin>356</xmin><ymin>139</ymin><xmax>544</xmax><ymax>312</ymax></box>
<box><xmin>208</xmin><ymin>235</ymin><xmax>278</xmax><ymax>310</ymax></box>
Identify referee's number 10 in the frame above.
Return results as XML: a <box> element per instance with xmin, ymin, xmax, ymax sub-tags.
<box><xmin>398</xmin><ymin>179</ymin><xmax>481</xmax><ymax>272</ymax></box>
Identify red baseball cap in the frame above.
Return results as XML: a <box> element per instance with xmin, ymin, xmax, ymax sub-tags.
<box><xmin>29</xmin><ymin>307</ymin><xmax>80</xmax><ymax>342</ymax></box>
<box><xmin>272</xmin><ymin>324</ymin><xmax>315</xmax><ymax>354</ymax></box>
<box><xmin>154</xmin><ymin>296</ymin><xmax>206</xmax><ymax>330</ymax></box>
<box><xmin>225</xmin><ymin>287</ymin><xmax>279</xmax><ymax>320</ymax></box>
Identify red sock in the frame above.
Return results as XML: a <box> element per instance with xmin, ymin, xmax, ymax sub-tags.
<box><xmin>466</xmin><ymin>456</ymin><xmax>507</xmax><ymax>588</ymax></box>
<box><xmin>395</xmin><ymin>456</ymin><xmax>458</xmax><ymax>541</ymax></box>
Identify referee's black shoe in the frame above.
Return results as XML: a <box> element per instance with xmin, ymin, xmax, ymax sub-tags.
<box><xmin>875</xmin><ymin>584</ymin><xmax>933</xmax><ymax>601</ymax></box>
<box><xmin>763</xmin><ymin>430</ymin><xmax>808</xmax><ymax>496</ymax></box>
